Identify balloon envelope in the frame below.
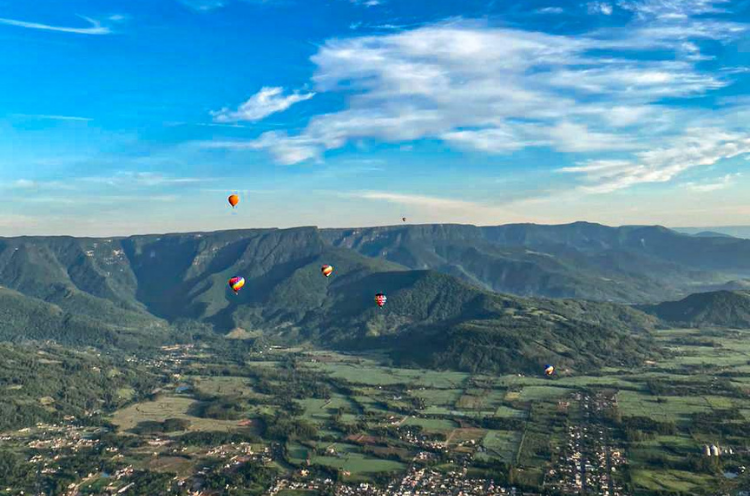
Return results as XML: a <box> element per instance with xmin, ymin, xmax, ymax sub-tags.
<box><xmin>321</xmin><ymin>265</ymin><xmax>334</xmax><ymax>277</ymax></box>
<box><xmin>375</xmin><ymin>293</ymin><xmax>387</xmax><ymax>307</ymax></box>
<box><xmin>544</xmin><ymin>365</ymin><xmax>555</xmax><ymax>376</ymax></box>
<box><xmin>228</xmin><ymin>194</ymin><xmax>240</xmax><ymax>208</ymax></box>
<box><xmin>228</xmin><ymin>276</ymin><xmax>245</xmax><ymax>293</ymax></box>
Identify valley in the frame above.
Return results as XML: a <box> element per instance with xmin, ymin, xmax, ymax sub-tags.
<box><xmin>2</xmin><ymin>326</ymin><xmax>750</xmax><ymax>495</ymax></box>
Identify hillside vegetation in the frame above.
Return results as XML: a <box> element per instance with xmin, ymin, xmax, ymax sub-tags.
<box><xmin>8</xmin><ymin>222</ymin><xmax>745</xmax><ymax>372</ymax></box>
<box><xmin>641</xmin><ymin>290</ymin><xmax>750</xmax><ymax>328</ymax></box>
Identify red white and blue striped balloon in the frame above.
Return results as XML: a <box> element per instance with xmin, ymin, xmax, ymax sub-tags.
<box><xmin>375</xmin><ymin>293</ymin><xmax>387</xmax><ymax>308</ymax></box>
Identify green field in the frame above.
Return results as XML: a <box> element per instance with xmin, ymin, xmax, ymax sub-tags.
<box><xmin>512</xmin><ymin>386</ymin><xmax>572</xmax><ymax>402</ymax></box>
<box><xmin>298</xmin><ymin>395</ymin><xmax>358</xmax><ymax>424</ymax></box>
<box><xmin>479</xmin><ymin>430</ymin><xmax>522</xmax><ymax>462</ymax></box>
<box><xmin>617</xmin><ymin>390</ymin><xmax>712</xmax><ymax>421</ymax></box>
<box><xmin>192</xmin><ymin>376</ymin><xmax>256</xmax><ymax>397</ymax></box>
<box><xmin>307</xmin><ymin>361</ymin><xmax>469</xmax><ymax>388</ymax></box>
<box><xmin>110</xmin><ymin>395</ymin><xmax>244</xmax><ymax>433</ymax></box>
<box><xmin>631</xmin><ymin>469</ymin><xmax>717</xmax><ymax>494</ymax></box>
<box><xmin>403</xmin><ymin>417</ymin><xmax>458</xmax><ymax>431</ymax></box>
<box><xmin>310</xmin><ymin>453</ymin><xmax>405</xmax><ymax>474</ymax></box>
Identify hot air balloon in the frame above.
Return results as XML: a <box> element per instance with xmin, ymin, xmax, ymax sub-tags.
<box><xmin>228</xmin><ymin>276</ymin><xmax>245</xmax><ymax>294</ymax></box>
<box><xmin>402</xmin><ymin>217</ymin><xmax>407</xmax><ymax>222</ymax></box>
<box><xmin>228</xmin><ymin>194</ymin><xmax>240</xmax><ymax>208</ymax></box>
<box><xmin>321</xmin><ymin>265</ymin><xmax>334</xmax><ymax>277</ymax></box>
<box><xmin>375</xmin><ymin>293</ymin><xmax>387</xmax><ymax>308</ymax></box>
<box><xmin>544</xmin><ymin>365</ymin><xmax>555</xmax><ymax>376</ymax></box>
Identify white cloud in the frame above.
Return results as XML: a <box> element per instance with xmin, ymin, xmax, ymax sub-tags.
<box><xmin>536</xmin><ymin>7</ymin><xmax>565</xmax><ymax>14</ymax></box>
<box><xmin>220</xmin><ymin>16</ymin><xmax>743</xmax><ymax>165</ymax></box>
<box><xmin>0</xmin><ymin>15</ymin><xmax>114</xmax><ymax>35</ymax></box>
<box><xmin>561</xmin><ymin>129</ymin><xmax>750</xmax><ymax>192</ymax></box>
<box><xmin>588</xmin><ymin>2</ymin><xmax>614</xmax><ymax>15</ymax></box>
<box><xmin>201</xmin><ymin>2</ymin><xmax>747</xmax><ymax>191</ymax></box>
<box><xmin>683</xmin><ymin>173</ymin><xmax>741</xmax><ymax>192</ymax></box>
<box><xmin>211</xmin><ymin>87</ymin><xmax>315</xmax><ymax>123</ymax></box>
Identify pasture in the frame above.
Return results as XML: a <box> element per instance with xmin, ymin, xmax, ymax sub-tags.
<box><xmin>110</xmin><ymin>395</ymin><xmax>243</xmax><ymax>433</ymax></box>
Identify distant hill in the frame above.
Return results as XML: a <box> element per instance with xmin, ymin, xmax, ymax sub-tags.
<box><xmin>640</xmin><ymin>290</ymin><xmax>750</xmax><ymax>328</ymax></box>
<box><xmin>673</xmin><ymin>226</ymin><xmax>750</xmax><ymax>239</ymax></box>
<box><xmin>692</xmin><ymin>231</ymin><xmax>736</xmax><ymax>238</ymax></box>
<box><xmin>323</xmin><ymin>222</ymin><xmax>750</xmax><ymax>303</ymax></box>
<box><xmin>692</xmin><ymin>279</ymin><xmax>750</xmax><ymax>294</ymax></box>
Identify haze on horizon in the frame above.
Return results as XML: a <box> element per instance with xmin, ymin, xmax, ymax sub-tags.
<box><xmin>1</xmin><ymin>0</ymin><xmax>750</xmax><ymax>237</ymax></box>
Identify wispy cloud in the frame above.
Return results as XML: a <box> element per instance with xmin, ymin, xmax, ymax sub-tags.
<box><xmin>535</xmin><ymin>7</ymin><xmax>565</xmax><ymax>14</ymax></box>
<box><xmin>194</xmin><ymin>122</ymin><xmax>250</xmax><ymax>129</ymax></box>
<box><xmin>81</xmin><ymin>172</ymin><xmax>206</xmax><ymax>187</ymax></box>
<box><xmin>345</xmin><ymin>191</ymin><xmax>539</xmax><ymax>224</ymax></box>
<box><xmin>618</xmin><ymin>0</ymin><xmax>730</xmax><ymax>20</ymax></box>
<box><xmin>351</xmin><ymin>191</ymin><xmax>481</xmax><ymax>210</ymax></box>
<box><xmin>683</xmin><ymin>173</ymin><xmax>741</xmax><ymax>192</ymax></box>
<box><xmin>11</xmin><ymin>114</ymin><xmax>92</xmax><ymax>122</ymax></box>
<box><xmin>211</xmin><ymin>87</ymin><xmax>315</xmax><ymax>123</ymax></box>
<box><xmin>561</xmin><ymin>129</ymin><xmax>750</xmax><ymax>192</ymax></box>
<box><xmin>3</xmin><ymin>173</ymin><xmax>206</xmax><ymax>192</ymax></box>
<box><xmin>0</xmin><ymin>15</ymin><xmax>115</xmax><ymax>35</ymax></box>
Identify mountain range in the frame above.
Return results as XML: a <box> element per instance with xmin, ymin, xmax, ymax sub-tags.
<box><xmin>4</xmin><ymin>222</ymin><xmax>750</xmax><ymax>372</ymax></box>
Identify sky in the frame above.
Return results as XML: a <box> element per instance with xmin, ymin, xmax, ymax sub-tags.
<box><xmin>1</xmin><ymin>0</ymin><xmax>750</xmax><ymax>236</ymax></box>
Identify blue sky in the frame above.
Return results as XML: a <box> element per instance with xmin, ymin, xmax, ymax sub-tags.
<box><xmin>1</xmin><ymin>0</ymin><xmax>749</xmax><ymax>235</ymax></box>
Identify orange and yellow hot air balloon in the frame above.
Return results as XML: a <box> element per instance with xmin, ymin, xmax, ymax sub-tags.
<box><xmin>321</xmin><ymin>265</ymin><xmax>334</xmax><ymax>277</ymax></box>
<box><xmin>228</xmin><ymin>276</ymin><xmax>245</xmax><ymax>294</ymax></box>
<box><xmin>228</xmin><ymin>194</ymin><xmax>240</xmax><ymax>208</ymax></box>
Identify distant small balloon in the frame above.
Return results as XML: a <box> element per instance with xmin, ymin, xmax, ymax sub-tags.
<box><xmin>228</xmin><ymin>276</ymin><xmax>245</xmax><ymax>293</ymax></box>
<box><xmin>402</xmin><ymin>217</ymin><xmax>407</xmax><ymax>222</ymax></box>
<box><xmin>375</xmin><ymin>293</ymin><xmax>387</xmax><ymax>308</ymax></box>
<box><xmin>321</xmin><ymin>265</ymin><xmax>334</xmax><ymax>277</ymax></box>
<box><xmin>228</xmin><ymin>194</ymin><xmax>240</xmax><ymax>208</ymax></box>
<box><xmin>544</xmin><ymin>365</ymin><xmax>555</xmax><ymax>376</ymax></box>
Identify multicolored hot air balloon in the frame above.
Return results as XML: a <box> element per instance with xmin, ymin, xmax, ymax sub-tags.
<box><xmin>228</xmin><ymin>276</ymin><xmax>245</xmax><ymax>294</ymax></box>
<box><xmin>544</xmin><ymin>364</ymin><xmax>555</xmax><ymax>376</ymax></box>
<box><xmin>228</xmin><ymin>194</ymin><xmax>240</xmax><ymax>208</ymax></box>
<box><xmin>321</xmin><ymin>265</ymin><xmax>334</xmax><ymax>277</ymax></box>
<box><xmin>375</xmin><ymin>293</ymin><xmax>387</xmax><ymax>308</ymax></box>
